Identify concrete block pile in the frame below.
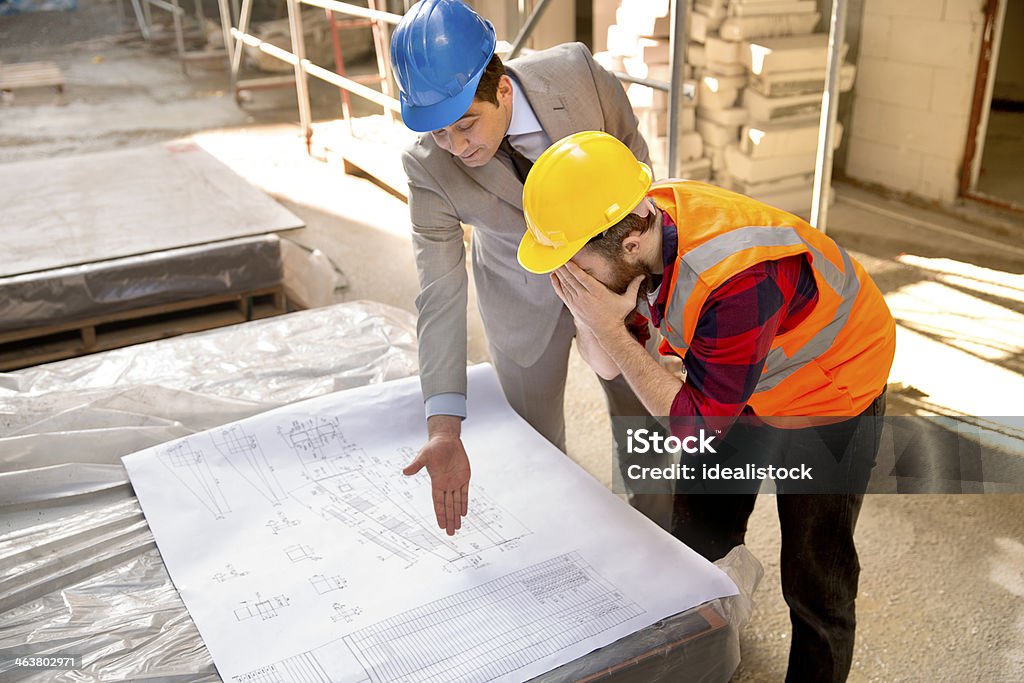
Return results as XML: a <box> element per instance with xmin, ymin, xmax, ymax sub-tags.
<box><xmin>595</xmin><ymin>0</ymin><xmax>705</xmax><ymax>180</ymax></box>
<box><xmin>596</xmin><ymin>0</ymin><xmax>856</xmax><ymax>216</ymax></box>
<box><xmin>695</xmin><ymin>0</ymin><xmax>855</xmax><ymax>215</ymax></box>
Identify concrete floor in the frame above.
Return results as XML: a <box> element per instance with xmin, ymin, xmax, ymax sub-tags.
<box><xmin>3</xmin><ymin>3</ymin><xmax>1024</xmax><ymax>681</ymax></box>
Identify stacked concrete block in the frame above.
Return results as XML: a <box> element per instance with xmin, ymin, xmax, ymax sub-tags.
<box><xmin>711</xmin><ymin>19</ymin><xmax>855</xmax><ymax>215</ymax></box>
<box><xmin>596</xmin><ymin>0</ymin><xmax>706</xmax><ymax>180</ymax></box>
<box><xmin>742</xmin><ymin>89</ymin><xmax>825</xmax><ymax>121</ymax></box>
<box><xmin>616</xmin><ymin>0</ymin><xmax>672</xmax><ymax>39</ymax></box>
<box><xmin>728</xmin><ymin>0</ymin><xmax>816</xmax><ymax>16</ymax></box>
<box><xmin>689</xmin><ymin>0</ymin><xmax>753</xmax><ymax>181</ymax></box>
<box><xmin>740</xmin><ymin>34</ymin><xmax>848</xmax><ymax>75</ymax></box>
<box><xmin>748</xmin><ymin>63</ymin><xmax>855</xmax><ymax>98</ymax></box>
<box><xmin>594</xmin><ymin>0</ymin><xmax>855</xmax><ymax>198</ymax></box>
<box><xmin>718</xmin><ymin>11</ymin><xmax>820</xmax><ymax>41</ymax></box>
<box><xmin>689</xmin><ymin>9</ymin><xmax>720</xmax><ymax>43</ymax></box>
<box><xmin>739</xmin><ymin>118</ymin><xmax>844</xmax><ymax>158</ymax></box>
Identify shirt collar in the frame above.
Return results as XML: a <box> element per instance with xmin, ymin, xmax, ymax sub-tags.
<box><xmin>660</xmin><ymin>209</ymin><xmax>678</xmax><ymax>270</ymax></box>
<box><xmin>506</xmin><ymin>76</ymin><xmax>543</xmax><ymax>136</ymax></box>
<box><xmin>645</xmin><ymin>208</ymin><xmax>678</xmax><ymax>321</ymax></box>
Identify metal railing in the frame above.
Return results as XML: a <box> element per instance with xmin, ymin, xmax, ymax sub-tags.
<box><xmin>218</xmin><ymin>0</ymin><xmax>402</xmax><ymax>149</ymax></box>
<box><xmin>214</xmin><ymin>0</ymin><xmax>843</xmax><ymax>230</ymax></box>
<box><xmin>612</xmin><ymin>72</ymin><xmax>670</xmax><ymax>91</ymax></box>
<box><xmin>302</xmin><ymin>0</ymin><xmax>403</xmax><ymax>25</ymax></box>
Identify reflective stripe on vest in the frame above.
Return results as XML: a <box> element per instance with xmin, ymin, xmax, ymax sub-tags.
<box><xmin>659</xmin><ymin>225</ymin><xmax>861</xmax><ymax>392</ymax></box>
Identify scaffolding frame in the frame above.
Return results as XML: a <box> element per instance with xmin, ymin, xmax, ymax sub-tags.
<box><xmin>219</xmin><ymin>0</ymin><xmax>401</xmax><ymax>149</ymax></box>
<box><xmin>216</xmin><ymin>0</ymin><xmax>843</xmax><ymax>229</ymax></box>
<box><xmin>122</xmin><ymin>0</ymin><xmax>225</xmax><ymax>72</ymax></box>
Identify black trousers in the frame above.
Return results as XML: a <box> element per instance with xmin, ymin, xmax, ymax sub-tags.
<box><xmin>672</xmin><ymin>391</ymin><xmax>887</xmax><ymax>683</ymax></box>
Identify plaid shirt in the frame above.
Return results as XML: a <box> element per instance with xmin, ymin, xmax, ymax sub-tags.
<box><xmin>637</xmin><ymin>211</ymin><xmax>819</xmax><ymax>429</ymax></box>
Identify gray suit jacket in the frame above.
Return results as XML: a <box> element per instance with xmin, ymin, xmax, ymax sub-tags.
<box><xmin>401</xmin><ymin>42</ymin><xmax>651</xmax><ymax>401</ymax></box>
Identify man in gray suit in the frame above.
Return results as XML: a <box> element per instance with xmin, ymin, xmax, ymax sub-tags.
<box><xmin>391</xmin><ymin>0</ymin><xmax>659</xmax><ymax>535</ymax></box>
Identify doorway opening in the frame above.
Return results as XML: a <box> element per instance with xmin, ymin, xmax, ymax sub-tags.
<box><xmin>963</xmin><ymin>0</ymin><xmax>1024</xmax><ymax>210</ymax></box>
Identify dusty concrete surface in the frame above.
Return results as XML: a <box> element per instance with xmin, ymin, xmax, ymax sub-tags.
<box><xmin>3</xmin><ymin>3</ymin><xmax>1024</xmax><ymax>681</ymax></box>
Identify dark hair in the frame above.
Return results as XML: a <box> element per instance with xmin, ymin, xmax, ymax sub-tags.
<box><xmin>585</xmin><ymin>209</ymin><xmax>657</xmax><ymax>261</ymax></box>
<box><xmin>473</xmin><ymin>53</ymin><xmax>505</xmax><ymax>105</ymax></box>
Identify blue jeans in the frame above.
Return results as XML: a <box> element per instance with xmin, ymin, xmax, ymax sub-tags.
<box><xmin>671</xmin><ymin>391</ymin><xmax>887</xmax><ymax>683</ymax></box>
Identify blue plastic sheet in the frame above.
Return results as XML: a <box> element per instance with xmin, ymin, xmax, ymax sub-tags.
<box><xmin>0</xmin><ymin>0</ymin><xmax>76</xmax><ymax>16</ymax></box>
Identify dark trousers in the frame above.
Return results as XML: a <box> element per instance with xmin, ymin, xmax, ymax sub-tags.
<box><xmin>672</xmin><ymin>391</ymin><xmax>887</xmax><ymax>683</ymax></box>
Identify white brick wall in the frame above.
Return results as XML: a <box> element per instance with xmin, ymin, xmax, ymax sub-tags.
<box><xmin>854</xmin><ymin>57</ymin><xmax>933</xmax><ymax>109</ymax></box>
<box><xmin>846</xmin><ymin>138</ymin><xmax>922</xmax><ymax>195</ymax></box>
<box><xmin>862</xmin><ymin>0</ymin><xmax>943</xmax><ymax>21</ymax></box>
<box><xmin>858</xmin><ymin>12</ymin><xmax>891</xmax><ymax>58</ymax></box>
<box><xmin>918</xmin><ymin>154</ymin><xmax>961</xmax><ymax>203</ymax></box>
<box><xmin>930</xmin><ymin>68</ymin><xmax>976</xmax><ymax>116</ymax></box>
<box><xmin>943</xmin><ymin>0</ymin><xmax>988</xmax><ymax>24</ymax></box>
<box><xmin>845</xmin><ymin>0</ymin><xmax>986</xmax><ymax>204</ymax></box>
<box><xmin>887</xmin><ymin>18</ymin><xmax>979</xmax><ymax>69</ymax></box>
<box><xmin>851</xmin><ymin>99</ymin><xmax>968</xmax><ymax>162</ymax></box>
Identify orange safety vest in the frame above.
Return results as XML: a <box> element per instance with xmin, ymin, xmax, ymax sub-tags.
<box><xmin>650</xmin><ymin>180</ymin><xmax>896</xmax><ymax>419</ymax></box>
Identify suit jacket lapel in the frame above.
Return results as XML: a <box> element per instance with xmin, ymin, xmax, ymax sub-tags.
<box><xmin>507</xmin><ymin>62</ymin><xmax>574</xmax><ymax>148</ymax></box>
<box><xmin>460</xmin><ymin>155</ymin><xmax>524</xmax><ymax>211</ymax></box>
<box><xmin>456</xmin><ymin>61</ymin><xmax>574</xmax><ymax>212</ymax></box>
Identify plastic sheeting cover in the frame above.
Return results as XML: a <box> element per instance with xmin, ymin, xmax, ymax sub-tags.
<box><xmin>0</xmin><ymin>301</ymin><xmax>419</xmax><ymax>680</ymax></box>
<box><xmin>0</xmin><ymin>235</ymin><xmax>284</xmax><ymax>334</ymax></box>
<box><xmin>0</xmin><ymin>301</ymin><xmax>761</xmax><ymax>682</ymax></box>
<box><xmin>0</xmin><ymin>493</ymin><xmax>760</xmax><ymax>683</ymax></box>
<box><xmin>0</xmin><ymin>0</ymin><xmax>75</xmax><ymax>15</ymax></box>
<box><xmin>0</xmin><ymin>300</ymin><xmax>419</xmax><ymax>468</ymax></box>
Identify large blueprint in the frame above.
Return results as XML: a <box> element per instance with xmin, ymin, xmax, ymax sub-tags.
<box><xmin>123</xmin><ymin>364</ymin><xmax>737</xmax><ymax>683</ymax></box>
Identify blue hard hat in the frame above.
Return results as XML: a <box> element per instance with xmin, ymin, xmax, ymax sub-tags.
<box><xmin>390</xmin><ymin>0</ymin><xmax>497</xmax><ymax>132</ymax></box>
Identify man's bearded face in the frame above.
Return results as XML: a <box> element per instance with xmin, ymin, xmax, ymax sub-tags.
<box><xmin>603</xmin><ymin>253</ymin><xmax>652</xmax><ymax>297</ymax></box>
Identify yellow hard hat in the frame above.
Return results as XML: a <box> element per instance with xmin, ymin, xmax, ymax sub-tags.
<box><xmin>518</xmin><ymin>131</ymin><xmax>653</xmax><ymax>274</ymax></box>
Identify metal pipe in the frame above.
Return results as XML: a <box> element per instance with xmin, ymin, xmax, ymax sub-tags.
<box><xmin>810</xmin><ymin>0</ymin><xmax>847</xmax><ymax>233</ymax></box>
<box><xmin>216</xmin><ymin>0</ymin><xmax>234</xmax><ymax>67</ymax></box>
<box><xmin>232</xmin><ymin>29</ymin><xmax>298</xmax><ymax>63</ymax></box>
<box><xmin>229</xmin><ymin>28</ymin><xmax>402</xmax><ymax>113</ymax></box>
<box><xmin>286</xmin><ymin>0</ymin><xmax>315</xmax><ymax>152</ymax></box>
<box><xmin>368</xmin><ymin>0</ymin><xmax>396</xmax><ymax>119</ymax></box>
<box><xmin>325</xmin><ymin>9</ymin><xmax>354</xmax><ymax>122</ymax></box>
<box><xmin>129</xmin><ymin>0</ymin><xmax>151</xmax><ymax>40</ymax></box>
<box><xmin>305</xmin><ymin>62</ymin><xmax>402</xmax><ymax>112</ymax></box>
<box><xmin>666</xmin><ymin>0</ymin><xmax>688</xmax><ymax>178</ymax></box>
<box><xmin>230</xmin><ymin>0</ymin><xmax>254</xmax><ymax>81</ymax></box>
<box><xmin>300</xmin><ymin>0</ymin><xmax>403</xmax><ymax>25</ymax></box>
<box><xmin>509</xmin><ymin>0</ymin><xmax>555</xmax><ymax>59</ymax></box>
<box><xmin>612</xmin><ymin>71</ymin><xmax>670</xmax><ymax>91</ymax></box>
<box><xmin>170</xmin><ymin>0</ymin><xmax>186</xmax><ymax>62</ymax></box>
<box><xmin>141</xmin><ymin>0</ymin><xmax>185</xmax><ymax>15</ymax></box>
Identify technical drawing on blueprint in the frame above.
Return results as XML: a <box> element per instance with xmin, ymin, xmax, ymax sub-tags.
<box><xmin>123</xmin><ymin>364</ymin><xmax>737</xmax><ymax>683</ymax></box>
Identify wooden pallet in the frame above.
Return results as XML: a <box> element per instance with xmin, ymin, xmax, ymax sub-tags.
<box><xmin>315</xmin><ymin>115</ymin><xmax>414</xmax><ymax>201</ymax></box>
<box><xmin>0</xmin><ymin>286</ymin><xmax>288</xmax><ymax>371</ymax></box>
<box><xmin>0</xmin><ymin>61</ymin><xmax>64</xmax><ymax>93</ymax></box>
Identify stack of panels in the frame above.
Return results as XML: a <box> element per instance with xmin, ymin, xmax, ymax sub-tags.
<box><xmin>597</xmin><ymin>0</ymin><xmax>853</xmax><ymax>217</ymax></box>
<box><xmin>595</xmin><ymin>0</ymin><xmax>706</xmax><ymax>181</ymax></box>
<box><xmin>722</xmin><ymin>26</ymin><xmax>856</xmax><ymax>215</ymax></box>
<box><xmin>0</xmin><ymin>235</ymin><xmax>284</xmax><ymax>335</ymax></box>
<box><xmin>0</xmin><ymin>235</ymin><xmax>287</xmax><ymax>370</ymax></box>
